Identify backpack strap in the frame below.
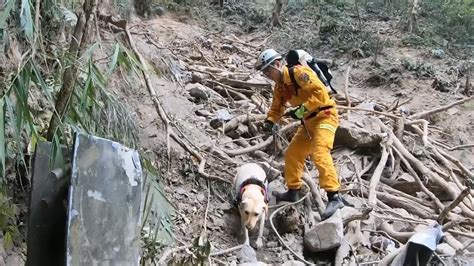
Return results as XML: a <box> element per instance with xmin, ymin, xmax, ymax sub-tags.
<box><xmin>288</xmin><ymin>66</ymin><xmax>301</xmax><ymax>96</ymax></box>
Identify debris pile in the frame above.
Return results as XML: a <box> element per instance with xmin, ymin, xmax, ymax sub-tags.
<box><xmin>122</xmin><ymin>17</ymin><xmax>474</xmax><ymax>265</ymax></box>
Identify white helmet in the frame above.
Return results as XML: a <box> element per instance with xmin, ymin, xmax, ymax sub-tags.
<box><xmin>255</xmin><ymin>49</ymin><xmax>282</xmax><ymax>71</ymax></box>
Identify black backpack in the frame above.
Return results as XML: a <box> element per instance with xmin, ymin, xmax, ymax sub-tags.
<box><xmin>285</xmin><ymin>50</ymin><xmax>337</xmax><ymax>95</ymax></box>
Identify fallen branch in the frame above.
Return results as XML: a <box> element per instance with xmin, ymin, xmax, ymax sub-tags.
<box><xmin>393</xmin><ymin>146</ymin><xmax>445</xmax><ymax>212</ymax></box>
<box><xmin>209</xmin><ymin>244</ymin><xmax>245</xmax><ymax>257</ymax></box>
<box><xmin>221</xmin><ymin>122</ymin><xmax>299</xmax><ymax>156</ymax></box>
<box><xmin>448</xmin><ymin>229</ymin><xmax>474</xmax><ymax>239</ymax></box>
<box><xmin>362</xmin><ymin>189</ymin><xmax>435</xmax><ymax>219</ymax></box>
<box><xmin>336</xmin><ymin>105</ymin><xmax>400</xmax><ymax>120</ymax></box>
<box><xmin>368</xmin><ymin>136</ymin><xmax>391</xmax><ymax>207</ymax></box>
<box><xmin>218</xmin><ymin>77</ymin><xmax>271</xmax><ymax>90</ymax></box>
<box><xmin>447</xmin><ymin>144</ymin><xmax>474</xmax><ymax>151</ymax></box>
<box><xmin>390</xmin><ymin>115</ymin><xmax>403</xmax><ymax>178</ymax></box>
<box><xmin>221</xmin><ymin>114</ymin><xmax>267</xmax><ymax>134</ymax></box>
<box><xmin>205</xmin><ymin>80</ymin><xmax>250</xmax><ymax>100</ymax></box>
<box><xmin>344</xmin><ymin>65</ymin><xmax>352</xmax><ymax>115</ymax></box>
<box><xmin>438</xmin><ymin>187</ymin><xmax>471</xmax><ymax>224</ymax></box>
<box><xmin>343</xmin><ymin>207</ymin><xmax>373</xmax><ymax>226</ymax></box>
<box><xmin>437</xmin><ymin>148</ymin><xmax>474</xmax><ymax>179</ymax></box>
<box><xmin>378</xmin><ymin>221</ymin><xmax>414</xmax><ymax>243</ymax></box>
<box><xmin>157</xmin><ymin>244</ymin><xmax>193</xmax><ymax>265</ymax></box>
<box><xmin>442</xmin><ymin>218</ymin><xmax>474</xmax><ymax>231</ymax></box>
<box><xmin>408</xmin><ymin>96</ymin><xmax>474</xmax><ymax>120</ymax></box>
<box><xmin>302</xmin><ymin>174</ymin><xmax>325</xmax><ymax>216</ymax></box>
<box><xmin>406</xmin><ymin>119</ymin><xmax>429</xmax><ymax>146</ymax></box>
<box><xmin>382</xmin><ymin>123</ymin><xmax>474</xmax><ymax>219</ymax></box>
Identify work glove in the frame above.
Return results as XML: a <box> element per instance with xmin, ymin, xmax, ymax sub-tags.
<box><xmin>286</xmin><ymin>105</ymin><xmax>307</xmax><ymax>120</ymax></box>
<box><xmin>262</xmin><ymin>119</ymin><xmax>274</xmax><ymax>133</ymax></box>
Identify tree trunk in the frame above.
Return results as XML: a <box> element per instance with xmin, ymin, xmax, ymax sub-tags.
<box><xmin>47</xmin><ymin>0</ymin><xmax>97</xmax><ymax>140</ymax></box>
<box><xmin>465</xmin><ymin>64</ymin><xmax>472</xmax><ymax>96</ymax></box>
<box><xmin>409</xmin><ymin>0</ymin><xmax>419</xmax><ymax>33</ymax></box>
<box><xmin>271</xmin><ymin>0</ymin><xmax>283</xmax><ymax>27</ymax></box>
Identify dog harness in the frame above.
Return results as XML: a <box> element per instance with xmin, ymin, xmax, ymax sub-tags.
<box><xmin>235</xmin><ymin>177</ymin><xmax>269</xmax><ymax>205</ymax></box>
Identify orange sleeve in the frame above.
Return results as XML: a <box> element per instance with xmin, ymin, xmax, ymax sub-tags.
<box><xmin>267</xmin><ymin>85</ymin><xmax>285</xmax><ymax>123</ymax></box>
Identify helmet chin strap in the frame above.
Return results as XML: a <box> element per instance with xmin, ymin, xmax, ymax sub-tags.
<box><xmin>269</xmin><ymin>64</ymin><xmax>284</xmax><ymax>74</ymax></box>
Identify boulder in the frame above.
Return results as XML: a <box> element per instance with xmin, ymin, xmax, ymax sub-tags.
<box><xmin>304</xmin><ymin>209</ymin><xmax>343</xmax><ymax>252</ymax></box>
<box><xmin>335</xmin><ymin>114</ymin><xmax>384</xmax><ymax>149</ymax></box>
<box><xmin>195</xmin><ymin>109</ymin><xmax>212</xmax><ymax>117</ymax></box>
<box><xmin>237</xmin><ymin>244</ymin><xmax>257</xmax><ymax>263</ymax></box>
<box><xmin>186</xmin><ymin>83</ymin><xmax>210</xmax><ymax>102</ymax></box>
<box><xmin>436</xmin><ymin>243</ymin><xmax>456</xmax><ymax>256</ymax></box>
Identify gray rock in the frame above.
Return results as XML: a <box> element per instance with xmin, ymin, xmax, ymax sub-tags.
<box><xmin>238</xmin><ymin>244</ymin><xmax>257</xmax><ymax>263</ymax></box>
<box><xmin>436</xmin><ymin>243</ymin><xmax>456</xmax><ymax>256</ymax></box>
<box><xmin>191</xmin><ymin>72</ymin><xmax>209</xmax><ymax>83</ymax></box>
<box><xmin>186</xmin><ymin>83</ymin><xmax>209</xmax><ymax>102</ymax></box>
<box><xmin>304</xmin><ymin>209</ymin><xmax>343</xmax><ymax>252</ymax></box>
<box><xmin>266</xmin><ymin>241</ymin><xmax>279</xmax><ymax>248</ymax></box>
<box><xmin>215</xmin><ymin>109</ymin><xmax>233</xmax><ymax>121</ymax></box>
<box><xmin>151</xmin><ymin>5</ymin><xmax>165</xmax><ymax>16</ymax></box>
<box><xmin>195</xmin><ymin>109</ymin><xmax>212</xmax><ymax>117</ymax></box>
<box><xmin>335</xmin><ymin>114</ymin><xmax>384</xmax><ymax>149</ymax></box>
<box><xmin>432</xmin><ymin>48</ymin><xmax>445</xmax><ymax>59</ymax></box>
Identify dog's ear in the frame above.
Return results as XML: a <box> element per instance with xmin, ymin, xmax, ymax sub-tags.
<box><xmin>239</xmin><ymin>199</ymin><xmax>248</xmax><ymax>210</ymax></box>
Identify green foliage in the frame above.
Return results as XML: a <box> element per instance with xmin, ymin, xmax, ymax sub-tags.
<box><xmin>140</xmin><ymin>157</ymin><xmax>174</xmax><ymax>264</ymax></box>
<box><xmin>401</xmin><ymin>59</ymin><xmax>435</xmax><ymax>77</ymax></box>
<box><xmin>401</xmin><ymin>33</ymin><xmax>436</xmax><ymax>47</ymax></box>
<box><xmin>435</xmin><ymin>0</ymin><xmax>473</xmax><ymax>44</ymax></box>
<box><xmin>0</xmin><ymin>191</ymin><xmax>20</xmax><ymax>250</ymax></box>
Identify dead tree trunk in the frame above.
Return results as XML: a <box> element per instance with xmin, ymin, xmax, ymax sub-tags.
<box><xmin>271</xmin><ymin>0</ymin><xmax>283</xmax><ymax>27</ymax></box>
<box><xmin>465</xmin><ymin>64</ymin><xmax>472</xmax><ymax>96</ymax></box>
<box><xmin>408</xmin><ymin>0</ymin><xmax>419</xmax><ymax>33</ymax></box>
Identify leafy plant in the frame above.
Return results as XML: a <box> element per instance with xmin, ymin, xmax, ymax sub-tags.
<box><xmin>140</xmin><ymin>157</ymin><xmax>174</xmax><ymax>264</ymax></box>
<box><xmin>0</xmin><ymin>191</ymin><xmax>20</xmax><ymax>250</ymax></box>
<box><xmin>401</xmin><ymin>59</ymin><xmax>435</xmax><ymax>77</ymax></box>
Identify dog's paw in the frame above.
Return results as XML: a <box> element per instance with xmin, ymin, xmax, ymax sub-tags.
<box><xmin>255</xmin><ymin>238</ymin><xmax>263</xmax><ymax>249</ymax></box>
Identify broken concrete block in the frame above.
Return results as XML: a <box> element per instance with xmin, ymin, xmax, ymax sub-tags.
<box><xmin>67</xmin><ymin>133</ymin><xmax>142</xmax><ymax>265</ymax></box>
<box><xmin>304</xmin><ymin>209</ymin><xmax>343</xmax><ymax>252</ymax></box>
<box><xmin>335</xmin><ymin>114</ymin><xmax>384</xmax><ymax>149</ymax></box>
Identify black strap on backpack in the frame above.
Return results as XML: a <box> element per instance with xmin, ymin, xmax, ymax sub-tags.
<box><xmin>308</xmin><ymin>59</ymin><xmax>338</xmax><ymax>95</ymax></box>
<box><xmin>288</xmin><ymin>66</ymin><xmax>301</xmax><ymax>96</ymax></box>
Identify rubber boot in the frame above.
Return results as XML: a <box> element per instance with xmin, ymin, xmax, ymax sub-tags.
<box><xmin>321</xmin><ymin>192</ymin><xmax>344</xmax><ymax>220</ymax></box>
<box><xmin>273</xmin><ymin>189</ymin><xmax>300</xmax><ymax>203</ymax></box>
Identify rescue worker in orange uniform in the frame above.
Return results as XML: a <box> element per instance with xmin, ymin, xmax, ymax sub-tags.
<box><xmin>255</xmin><ymin>48</ymin><xmax>344</xmax><ymax>220</ymax></box>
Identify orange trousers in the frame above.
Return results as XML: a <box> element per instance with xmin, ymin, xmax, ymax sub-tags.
<box><xmin>284</xmin><ymin>108</ymin><xmax>340</xmax><ymax>192</ymax></box>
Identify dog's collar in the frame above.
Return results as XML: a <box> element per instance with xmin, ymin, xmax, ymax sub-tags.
<box><xmin>235</xmin><ymin>177</ymin><xmax>269</xmax><ymax>204</ymax></box>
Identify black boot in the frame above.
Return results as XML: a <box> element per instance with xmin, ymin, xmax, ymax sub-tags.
<box><xmin>273</xmin><ymin>189</ymin><xmax>300</xmax><ymax>203</ymax></box>
<box><xmin>321</xmin><ymin>192</ymin><xmax>344</xmax><ymax>220</ymax></box>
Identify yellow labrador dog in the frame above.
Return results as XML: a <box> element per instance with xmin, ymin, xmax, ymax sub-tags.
<box><xmin>234</xmin><ymin>163</ymin><xmax>268</xmax><ymax>248</ymax></box>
